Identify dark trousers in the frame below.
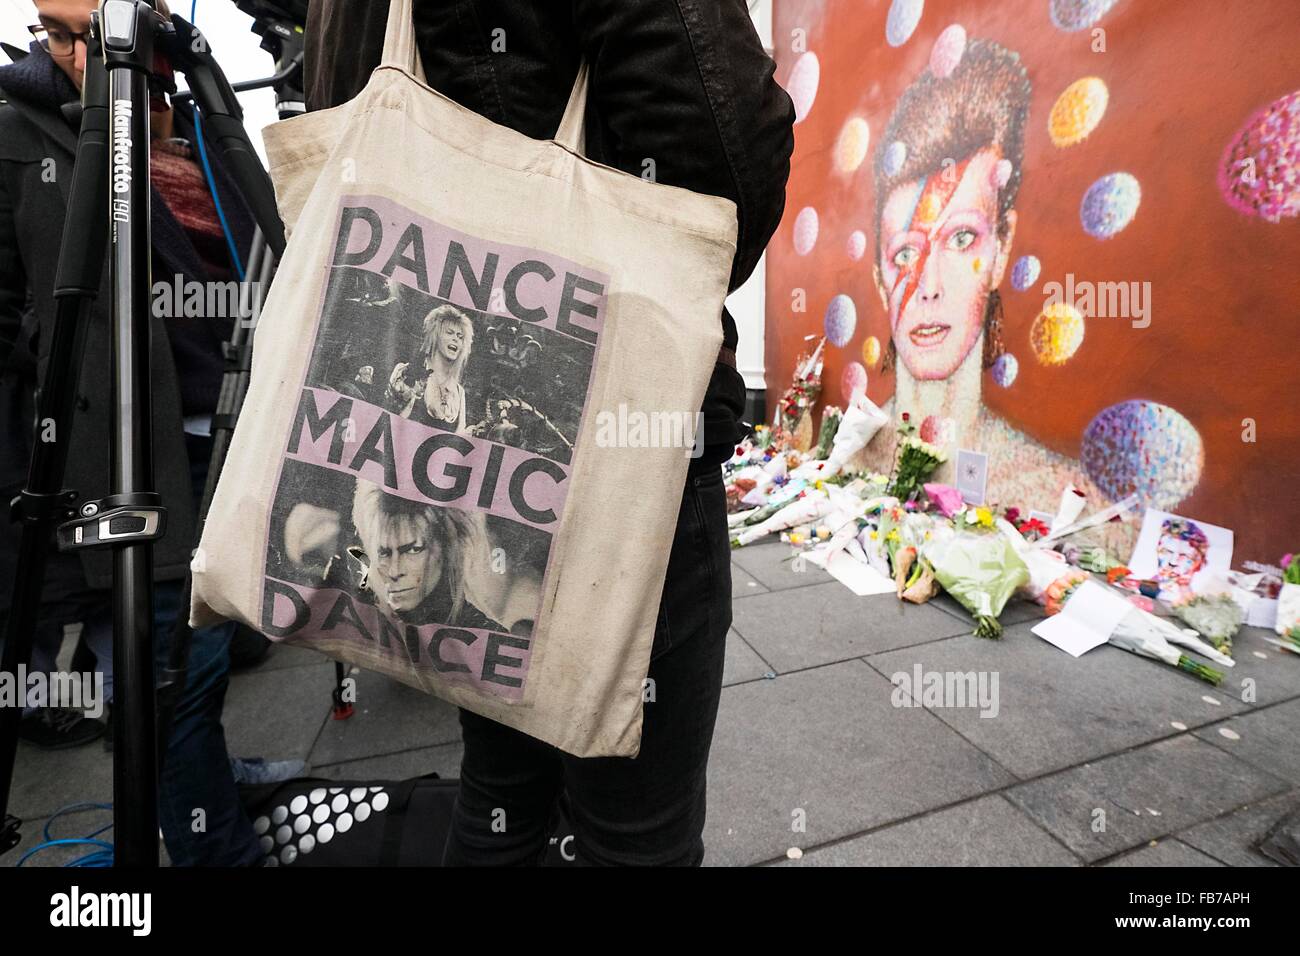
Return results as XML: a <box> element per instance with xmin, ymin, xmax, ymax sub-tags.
<box><xmin>442</xmin><ymin>463</ymin><xmax>732</xmax><ymax>866</ymax></box>
<box><xmin>3</xmin><ymin>433</ymin><xmax>261</xmax><ymax>866</ymax></box>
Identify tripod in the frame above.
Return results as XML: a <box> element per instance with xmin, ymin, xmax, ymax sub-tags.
<box><xmin>0</xmin><ymin>1</ymin><xmax>287</xmax><ymax>866</ymax></box>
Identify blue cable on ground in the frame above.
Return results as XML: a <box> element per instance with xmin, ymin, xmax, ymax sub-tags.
<box><xmin>16</xmin><ymin>802</ymin><xmax>114</xmax><ymax>867</ymax></box>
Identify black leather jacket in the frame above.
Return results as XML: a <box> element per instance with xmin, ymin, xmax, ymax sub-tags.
<box><xmin>305</xmin><ymin>0</ymin><xmax>795</xmax><ymax>449</ymax></box>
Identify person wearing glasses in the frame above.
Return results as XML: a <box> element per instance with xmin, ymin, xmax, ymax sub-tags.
<box><xmin>0</xmin><ymin>0</ymin><xmax>293</xmax><ymax>865</ymax></box>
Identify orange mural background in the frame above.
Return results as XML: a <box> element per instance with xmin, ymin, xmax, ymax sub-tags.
<box><xmin>766</xmin><ymin>0</ymin><xmax>1300</xmax><ymax>563</ymax></box>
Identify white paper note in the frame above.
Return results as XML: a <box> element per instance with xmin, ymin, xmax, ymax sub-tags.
<box><xmin>803</xmin><ymin>549</ymin><xmax>897</xmax><ymax>596</ymax></box>
<box><xmin>1031</xmin><ymin>580</ymin><xmax>1132</xmax><ymax>657</ymax></box>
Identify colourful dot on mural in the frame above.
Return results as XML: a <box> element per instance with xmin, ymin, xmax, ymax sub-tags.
<box><xmin>835</xmin><ymin>117</ymin><xmax>872</xmax><ymax>173</ymax></box>
<box><xmin>862</xmin><ymin>335</ymin><xmax>882</xmax><ymax>366</ymax></box>
<box><xmin>991</xmin><ymin>353</ymin><xmax>1019</xmax><ymax>387</ymax></box>
<box><xmin>787</xmin><ymin>52</ymin><xmax>820</xmax><ymax>125</ymax></box>
<box><xmin>1080</xmin><ymin>172</ymin><xmax>1141</xmax><ymax>239</ymax></box>
<box><xmin>846</xmin><ymin>230</ymin><xmax>868</xmax><ymax>261</ymax></box>
<box><xmin>929</xmin><ymin>25</ymin><xmax>967</xmax><ymax>80</ymax></box>
<box><xmin>793</xmin><ymin>207</ymin><xmax>819</xmax><ymax>255</ymax></box>
<box><xmin>842</xmin><ymin>361</ymin><xmax>868</xmax><ymax>398</ymax></box>
<box><xmin>1050</xmin><ymin>0</ymin><xmax>1120</xmax><ymax>32</ymax></box>
<box><xmin>1011</xmin><ymin>255</ymin><xmax>1041</xmax><ymax>291</ymax></box>
<box><xmin>1030</xmin><ymin>302</ymin><xmax>1085</xmax><ymax>365</ymax></box>
<box><xmin>920</xmin><ymin>414</ymin><xmax>954</xmax><ymax>447</ymax></box>
<box><xmin>886</xmin><ymin>0</ymin><xmax>925</xmax><ymax>47</ymax></box>
<box><xmin>883</xmin><ymin>140</ymin><xmax>908</xmax><ymax>177</ymax></box>
<box><xmin>824</xmin><ymin>294</ymin><xmax>858</xmax><ymax>348</ymax></box>
<box><xmin>1218</xmin><ymin>89</ymin><xmax>1300</xmax><ymax>223</ymax></box>
<box><xmin>993</xmin><ymin>158</ymin><xmax>1013</xmax><ymax>189</ymax></box>
<box><xmin>1049</xmin><ymin>77</ymin><xmax>1109</xmax><ymax>147</ymax></box>
<box><xmin>1081</xmin><ymin>400</ymin><xmax>1204</xmax><ymax>510</ymax></box>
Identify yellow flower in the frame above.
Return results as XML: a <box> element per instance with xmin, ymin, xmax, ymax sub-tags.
<box><xmin>976</xmin><ymin>506</ymin><xmax>994</xmax><ymax>527</ymax></box>
<box><xmin>886</xmin><ymin>530</ymin><xmax>900</xmax><ymax>541</ymax></box>
<box><xmin>790</xmin><ymin>532</ymin><xmax>804</xmax><ymax>545</ymax></box>
<box><xmin>870</xmin><ymin>531</ymin><xmax>879</xmax><ymax>540</ymax></box>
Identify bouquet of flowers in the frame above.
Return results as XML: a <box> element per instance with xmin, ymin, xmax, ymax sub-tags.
<box><xmin>1043</xmin><ymin>568</ymin><xmax>1091</xmax><ymax>615</ymax></box>
<box><xmin>1172</xmin><ymin>594</ymin><xmax>1243</xmax><ymax>655</ymax></box>
<box><xmin>925</xmin><ymin>529</ymin><xmax>1029</xmax><ymax>639</ymax></box>
<box><xmin>1046</xmin><ymin>574</ymin><xmax>1233</xmax><ymax>674</ymax></box>
<box><xmin>1111</xmin><ymin>607</ymin><xmax>1227</xmax><ymax>684</ymax></box>
<box><xmin>731</xmin><ymin>489</ymin><xmax>833</xmax><ymax>547</ymax></box>
<box><xmin>776</xmin><ymin>339</ymin><xmax>824</xmax><ymax>452</ymax></box>
<box><xmin>814</xmin><ymin>405</ymin><xmax>842</xmax><ymax>460</ymax></box>
<box><xmin>1277</xmin><ymin>553</ymin><xmax>1300</xmax><ymax>638</ymax></box>
<box><xmin>888</xmin><ymin>414</ymin><xmax>947</xmax><ymax>504</ymax></box>
<box><xmin>893</xmin><ymin>546</ymin><xmax>940</xmax><ymax>603</ymax></box>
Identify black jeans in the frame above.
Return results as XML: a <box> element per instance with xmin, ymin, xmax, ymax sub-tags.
<box><xmin>442</xmin><ymin>462</ymin><xmax>731</xmax><ymax>866</ymax></box>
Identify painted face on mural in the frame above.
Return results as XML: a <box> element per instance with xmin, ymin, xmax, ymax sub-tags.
<box><xmin>877</xmin><ymin>147</ymin><xmax>1016</xmax><ymax>381</ymax></box>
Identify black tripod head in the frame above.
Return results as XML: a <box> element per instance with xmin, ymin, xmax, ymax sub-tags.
<box><xmin>235</xmin><ymin>0</ymin><xmax>307</xmax><ymax>112</ymax></box>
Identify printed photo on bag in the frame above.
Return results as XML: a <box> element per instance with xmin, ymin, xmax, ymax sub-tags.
<box><xmin>260</xmin><ymin>196</ymin><xmax>608</xmax><ymax>701</ymax></box>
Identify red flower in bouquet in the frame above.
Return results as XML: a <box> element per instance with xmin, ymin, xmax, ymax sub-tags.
<box><xmin>1017</xmin><ymin>518</ymin><xmax>1050</xmax><ymax>540</ymax></box>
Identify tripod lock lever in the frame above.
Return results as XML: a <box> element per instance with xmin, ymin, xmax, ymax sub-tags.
<box><xmin>55</xmin><ymin>492</ymin><xmax>168</xmax><ymax>552</ymax></box>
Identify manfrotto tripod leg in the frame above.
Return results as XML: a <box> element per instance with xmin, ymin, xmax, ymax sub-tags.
<box><xmin>0</xmin><ymin>13</ymin><xmax>114</xmax><ymax>861</ymax></box>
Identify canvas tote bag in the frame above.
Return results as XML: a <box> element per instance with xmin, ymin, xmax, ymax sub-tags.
<box><xmin>190</xmin><ymin>0</ymin><xmax>737</xmax><ymax>757</ymax></box>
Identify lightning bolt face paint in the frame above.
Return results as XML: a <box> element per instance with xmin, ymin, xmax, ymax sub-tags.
<box><xmin>877</xmin><ymin>147</ymin><xmax>1010</xmax><ymax>381</ymax></box>
<box><xmin>889</xmin><ymin>156</ymin><xmax>974</xmax><ymax>326</ymax></box>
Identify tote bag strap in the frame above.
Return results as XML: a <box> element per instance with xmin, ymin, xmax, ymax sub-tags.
<box><xmin>381</xmin><ymin>0</ymin><xmax>427</xmax><ymax>83</ymax></box>
<box><xmin>553</xmin><ymin>62</ymin><xmax>590</xmax><ymax>154</ymax></box>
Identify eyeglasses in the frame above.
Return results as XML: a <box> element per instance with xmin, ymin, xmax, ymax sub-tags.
<box><xmin>27</xmin><ymin>23</ymin><xmax>92</xmax><ymax>59</ymax></box>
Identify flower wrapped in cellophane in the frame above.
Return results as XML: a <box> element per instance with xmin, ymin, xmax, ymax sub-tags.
<box><xmin>924</xmin><ymin>530</ymin><xmax>1029</xmax><ymax>639</ymax></box>
<box><xmin>1110</xmin><ymin>606</ymin><xmax>1226</xmax><ymax>684</ymax></box>
<box><xmin>1172</xmin><ymin>594</ymin><xmax>1243</xmax><ymax>655</ymax></box>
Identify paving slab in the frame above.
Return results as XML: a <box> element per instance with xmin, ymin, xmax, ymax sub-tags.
<box><xmin>729</xmin><ymin>540</ymin><xmax>833</xmax><ymax>591</ymax></box>
<box><xmin>1213</xmin><ymin>628</ymin><xmax>1300</xmax><ymax>709</ymax></box>
<box><xmin>723</xmin><ymin>628</ymin><xmax>774</xmax><ymax>687</ymax></box>
<box><xmin>1103</xmin><ymin>839</ymin><xmax>1223</xmax><ymax>866</ymax></box>
<box><xmin>868</xmin><ymin>622</ymin><xmax>1252</xmax><ymax>778</ymax></box>
<box><xmin>307</xmin><ymin>666</ymin><xmax>462</xmax><ymax>767</ymax></box>
<box><xmin>732</xmin><ymin>583</ymin><xmax>971</xmax><ymax>673</ymax></box>
<box><xmin>704</xmin><ymin>659</ymin><xmax>1016</xmax><ymax>867</ymax></box>
<box><xmin>313</xmin><ymin>740</ymin><xmax>465</xmax><ymax>782</ymax></box>
<box><xmin>1004</xmin><ymin>734</ymin><xmax>1290</xmax><ymax>862</ymax></box>
<box><xmin>732</xmin><ymin>562</ymin><xmax>769</xmax><ymax>596</ymax></box>
<box><xmin>1192</xmin><ymin>697</ymin><xmax>1300</xmax><ymax>785</ymax></box>
<box><xmin>1176</xmin><ymin>789</ymin><xmax>1300</xmax><ymax>866</ymax></box>
<box><xmin>243</xmin><ymin>640</ymin><xmax>333</xmax><ymax>673</ymax></box>
<box><xmin>8</xmin><ymin>735</ymin><xmax>113</xmax><ymax>823</ymax></box>
<box><xmin>777</xmin><ymin>794</ymin><xmax>1079</xmax><ymax>867</ymax></box>
<box><xmin>223</xmin><ymin>659</ymin><xmax>335</xmax><ymax>764</ymax></box>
